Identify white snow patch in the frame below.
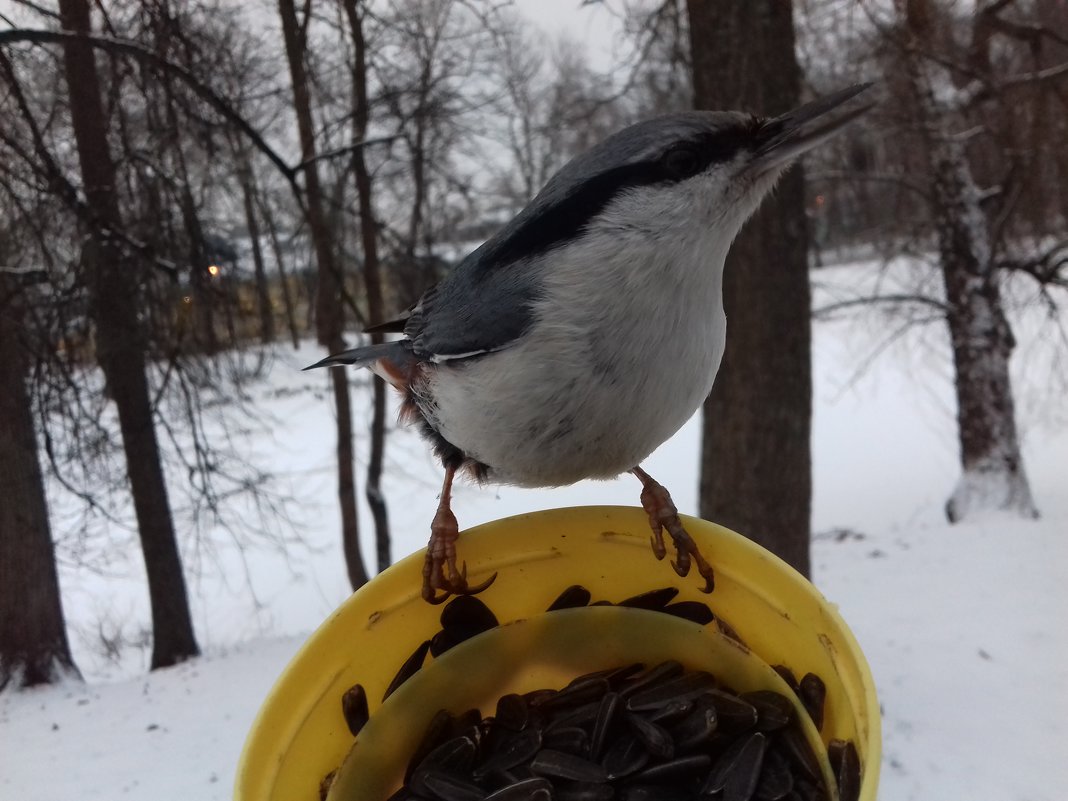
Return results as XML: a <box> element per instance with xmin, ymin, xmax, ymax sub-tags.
<box><xmin>1</xmin><ymin>259</ymin><xmax>1066</xmax><ymax>800</ymax></box>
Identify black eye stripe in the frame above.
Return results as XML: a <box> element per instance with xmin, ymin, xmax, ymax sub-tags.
<box><xmin>482</xmin><ymin>120</ymin><xmax>761</xmax><ymax>265</ymax></box>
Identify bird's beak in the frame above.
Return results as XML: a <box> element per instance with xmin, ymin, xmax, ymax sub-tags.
<box><xmin>748</xmin><ymin>83</ymin><xmax>874</xmax><ymax>176</ymax></box>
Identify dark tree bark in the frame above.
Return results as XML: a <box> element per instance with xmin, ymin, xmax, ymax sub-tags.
<box><xmin>57</xmin><ymin>0</ymin><xmax>199</xmax><ymax>668</ymax></box>
<box><xmin>902</xmin><ymin>0</ymin><xmax>1038</xmax><ymax>522</ymax></box>
<box><xmin>256</xmin><ymin>189</ymin><xmax>302</xmax><ymax>349</ymax></box>
<box><xmin>0</xmin><ymin>273</ymin><xmax>80</xmax><ymax>690</ymax></box>
<box><xmin>344</xmin><ymin>0</ymin><xmax>391</xmax><ymax>573</ymax></box>
<box><xmin>237</xmin><ymin>157</ymin><xmax>276</xmax><ymax>345</ymax></box>
<box><xmin>688</xmin><ymin>0</ymin><xmax>812</xmax><ymax>576</ymax></box>
<box><xmin>279</xmin><ymin>0</ymin><xmax>369</xmax><ymax>589</ymax></box>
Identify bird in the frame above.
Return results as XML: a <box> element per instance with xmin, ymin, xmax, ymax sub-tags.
<box><xmin>307</xmin><ymin>84</ymin><xmax>873</xmax><ymax>604</ymax></box>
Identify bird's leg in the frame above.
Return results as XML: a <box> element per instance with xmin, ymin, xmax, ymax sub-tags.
<box><xmin>421</xmin><ymin>464</ymin><xmax>496</xmax><ymax>604</ymax></box>
<box><xmin>631</xmin><ymin>465</ymin><xmax>715</xmax><ymax>593</ymax></box>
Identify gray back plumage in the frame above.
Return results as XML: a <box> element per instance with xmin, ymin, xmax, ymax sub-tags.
<box><xmin>406</xmin><ymin>111</ymin><xmax>759</xmax><ymax>362</ymax></box>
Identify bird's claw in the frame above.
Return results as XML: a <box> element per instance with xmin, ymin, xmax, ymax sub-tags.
<box><xmin>634</xmin><ymin>467</ymin><xmax>716</xmax><ymax>594</ymax></box>
<box><xmin>421</xmin><ymin>553</ymin><xmax>498</xmax><ymax>604</ymax></box>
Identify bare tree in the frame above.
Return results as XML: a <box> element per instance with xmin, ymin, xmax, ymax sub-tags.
<box><xmin>806</xmin><ymin>0</ymin><xmax>1068</xmax><ymax>521</ymax></box>
<box><xmin>0</xmin><ymin>265</ymin><xmax>80</xmax><ymax>689</ymax></box>
<box><xmin>55</xmin><ymin>0</ymin><xmax>199</xmax><ymax>667</ymax></box>
<box><xmin>278</xmin><ymin>0</ymin><xmax>370</xmax><ymax>589</ymax></box>
<box><xmin>892</xmin><ymin>0</ymin><xmax>1048</xmax><ymax>522</ymax></box>
<box><xmin>688</xmin><ymin>0</ymin><xmax>813</xmax><ymax>575</ymax></box>
<box><xmin>342</xmin><ymin>0</ymin><xmax>391</xmax><ymax>572</ymax></box>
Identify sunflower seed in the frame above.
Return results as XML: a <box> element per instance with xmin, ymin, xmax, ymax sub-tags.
<box><xmin>547</xmin><ymin>585</ymin><xmax>593</xmax><ymax>611</ymax></box>
<box><xmin>589</xmin><ymin>692</ymin><xmax>621</xmax><ymax>760</ymax></box>
<box><xmin>705</xmin><ymin>690</ymin><xmax>758</xmax><ymax>733</ymax></box>
<box><xmin>754</xmin><ymin>747</ymin><xmax>793</xmax><ymax>800</ymax></box>
<box><xmin>618</xmin><ymin>587</ymin><xmax>680</xmax><ymax>610</ymax></box>
<box><xmin>775</xmin><ymin>726</ymin><xmax>820</xmax><ymax>781</ymax></box>
<box><xmin>771</xmin><ymin>665</ymin><xmax>799</xmax><ymax>694</ymax></box>
<box><xmin>792</xmin><ymin>777</ymin><xmax>830</xmax><ymax>801</ymax></box>
<box><xmin>619</xmin><ymin>786</ymin><xmax>690</xmax><ymax>801</ymax></box>
<box><xmin>418</xmin><ymin>769</ymin><xmax>485</xmax><ymax>801</ymax></box>
<box><xmin>797</xmin><ymin>674</ymin><xmax>825</xmax><ymax>732</ymax></box>
<box><xmin>702</xmin><ymin>732</ymin><xmax>766</xmax><ymax>799</ymax></box>
<box><xmin>418</xmin><ymin>735</ymin><xmax>477</xmax><ymax>775</ymax></box>
<box><xmin>631</xmin><ymin>753</ymin><xmax>712</xmax><ymax>783</ymax></box>
<box><xmin>495</xmin><ymin>694</ymin><xmax>528</xmax><ymax>731</ymax></box>
<box><xmin>544</xmin><ymin>677</ymin><xmax>611</xmax><ymax>710</ymax></box>
<box><xmin>670</xmin><ymin>705</ymin><xmax>717</xmax><ymax>750</ymax></box>
<box><xmin>545</xmin><ymin>701</ymin><xmax>601</xmax><ymax>732</ymax></box>
<box><xmin>625</xmin><ymin>671</ymin><xmax>717</xmax><ymax>712</ymax></box>
<box><xmin>545</xmin><ymin>726</ymin><xmax>589</xmax><ymax>756</ymax></box>
<box><xmin>430</xmin><ymin>625</ymin><xmax>486</xmax><ymax>658</ymax></box>
<box><xmin>619</xmin><ymin>661</ymin><xmax>685</xmax><ymax>699</ymax></box>
<box><xmin>646</xmin><ymin>700</ymin><xmax>692</xmax><ymax>725</ymax></box>
<box><xmin>626</xmin><ymin>713</ymin><xmax>674</xmax><ymax>760</ymax></box>
<box><xmin>723</xmin><ymin>731</ymin><xmax>767</xmax><ymax>801</ymax></box>
<box><xmin>557</xmin><ymin>781</ymin><xmax>616</xmax><ymax>801</ymax></box>
<box><xmin>828</xmin><ymin>739</ymin><xmax>860</xmax><ymax>801</ymax></box>
<box><xmin>407</xmin><ymin>709</ymin><xmax>454</xmax><ymax>780</ymax></box>
<box><xmin>383</xmin><ymin>640</ymin><xmax>431</xmax><ymax>701</ymax></box>
<box><xmin>524</xmin><ymin>689</ymin><xmax>558</xmax><ymax>707</ymax></box>
<box><xmin>661</xmin><ymin>601</ymin><xmax>715</xmax><ymax>625</ymax></box>
<box><xmin>440</xmin><ymin>595</ymin><xmax>498</xmax><ymax>633</ymax></box>
<box><xmin>484</xmin><ymin>778</ymin><xmax>553</xmax><ymax>801</ymax></box>
<box><xmin>341</xmin><ymin>683</ymin><xmax>369</xmax><ymax>736</ymax></box>
<box><xmin>450</xmin><ymin>708</ymin><xmax>484</xmax><ymax>737</ymax></box>
<box><xmin>741</xmin><ymin>691</ymin><xmax>794</xmax><ymax>732</ymax></box>
<box><xmin>530</xmin><ymin>749</ymin><xmax>609</xmax><ymax>782</ymax></box>
<box><xmin>474</xmin><ymin>727</ymin><xmax>543</xmax><ymax>779</ymax></box>
<box><xmin>602</xmin><ymin>734</ymin><xmax>649</xmax><ymax>780</ymax></box>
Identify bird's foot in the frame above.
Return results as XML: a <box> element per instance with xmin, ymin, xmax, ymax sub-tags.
<box><xmin>633</xmin><ymin>466</ymin><xmax>715</xmax><ymax>594</ymax></box>
<box><xmin>421</xmin><ymin>499</ymin><xmax>496</xmax><ymax>605</ymax></box>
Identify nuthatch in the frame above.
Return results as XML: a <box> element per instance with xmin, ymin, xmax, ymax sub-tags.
<box><xmin>308</xmin><ymin>84</ymin><xmax>872</xmax><ymax>603</ymax></box>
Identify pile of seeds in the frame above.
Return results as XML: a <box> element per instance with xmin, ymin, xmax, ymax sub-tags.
<box><xmin>393</xmin><ymin>660</ymin><xmax>859</xmax><ymax>801</ymax></box>
<box><xmin>328</xmin><ymin>587</ymin><xmax>861</xmax><ymax>801</ymax></box>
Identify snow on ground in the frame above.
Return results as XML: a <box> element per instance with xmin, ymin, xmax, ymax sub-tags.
<box><xmin>1</xmin><ymin>259</ymin><xmax>1066</xmax><ymax>800</ymax></box>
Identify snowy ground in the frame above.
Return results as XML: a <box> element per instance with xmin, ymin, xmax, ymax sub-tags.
<box><xmin>1</xmin><ymin>258</ymin><xmax>1066</xmax><ymax>801</ymax></box>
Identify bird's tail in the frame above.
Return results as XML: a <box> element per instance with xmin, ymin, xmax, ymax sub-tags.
<box><xmin>302</xmin><ymin>340</ymin><xmax>410</xmax><ymax>371</ymax></box>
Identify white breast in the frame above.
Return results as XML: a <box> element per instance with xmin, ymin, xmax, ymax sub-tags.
<box><xmin>421</xmin><ymin>217</ymin><xmax>730</xmax><ymax>488</ymax></box>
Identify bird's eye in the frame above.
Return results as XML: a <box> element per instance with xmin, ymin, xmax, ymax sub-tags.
<box><xmin>661</xmin><ymin>146</ymin><xmax>703</xmax><ymax>180</ymax></box>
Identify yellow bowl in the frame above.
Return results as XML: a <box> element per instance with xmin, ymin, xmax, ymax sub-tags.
<box><xmin>235</xmin><ymin>506</ymin><xmax>880</xmax><ymax>801</ymax></box>
<box><xmin>327</xmin><ymin>606</ymin><xmax>839</xmax><ymax>801</ymax></box>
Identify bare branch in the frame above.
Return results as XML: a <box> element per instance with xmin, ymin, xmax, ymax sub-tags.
<box><xmin>293</xmin><ymin>135</ymin><xmax>399</xmax><ymax>172</ymax></box>
<box><xmin>813</xmin><ymin>293</ymin><xmax>949</xmax><ymax>320</ymax></box>
<box><xmin>0</xmin><ymin>28</ymin><xmax>301</xmax><ymax>194</ymax></box>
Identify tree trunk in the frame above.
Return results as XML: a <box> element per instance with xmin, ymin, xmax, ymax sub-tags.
<box><xmin>279</xmin><ymin>0</ymin><xmax>369</xmax><ymax>588</ymax></box>
<box><xmin>238</xmin><ymin>159</ymin><xmax>276</xmax><ymax>345</ymax></box>
<box><xmin>903</xmin><ymin>0</ymin><xmax>1039</xmax><ymax>522</ymax></box>
<box><xmin>0</xmin><ymin>273</ymin><xmax>80</xmax><ymax>690</ymax></box>
<box><xmin>688</xmin><ymin>0</ymin><xmax>812</xmax><ymax>576</ymax></box>
<box><xmin>344</xmin><ymin>0</ymin><xmax>391</xmax><ymax>573</ymax></box>
<box><xmin>256</xmin><ymin>190</ymin><xmax>302</xmax><ymax>349</ymax></box>
<box><xmin>58</xmin><ymin>0</ymin><xmax>199</xmax><ymax>669</ymax></box>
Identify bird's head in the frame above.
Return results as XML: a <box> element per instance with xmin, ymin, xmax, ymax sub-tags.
<box><xmin>526</xmin><ymin>84</ymin><xmax>872</xmax><ymax>257</ymax></box>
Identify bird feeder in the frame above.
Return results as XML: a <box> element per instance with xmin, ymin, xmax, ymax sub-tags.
<box><xmin>235</xmin><ymin>506</ymin><xmax>880</xmax><ymax>801</ymax></box>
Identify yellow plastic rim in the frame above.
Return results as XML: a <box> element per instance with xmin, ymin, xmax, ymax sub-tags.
<box><xmin>235</xmin><ymin>506</ymin><xmax>880</xmax><ymax>801</ymax></box>
<box><xmin>326</xmin><ymin>606</ymin><xmax>839</xmax><ymax>801</ymax></box>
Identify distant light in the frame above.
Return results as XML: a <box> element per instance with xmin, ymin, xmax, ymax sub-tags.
<box><xmin>183</xmin><ymin>296</ymin><xmax>192</xmax><ymax>304</ymax></box>
<box><xmin>208</xmin><ymin>264</ymin><xmax>220</xmax><ymax>277</ymax></box>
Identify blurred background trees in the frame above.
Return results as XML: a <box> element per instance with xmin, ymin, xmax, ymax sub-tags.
<box><xmin>1</xmin><ymin>0</ymin><xmax>1064</xmax><ymax>686</ymax></box>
